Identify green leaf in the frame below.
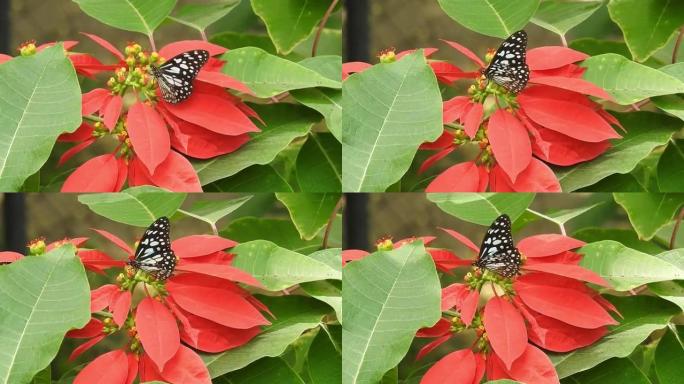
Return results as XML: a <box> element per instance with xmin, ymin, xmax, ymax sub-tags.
<box><xmin>222</xmin><ymin>217</ymin><xmax>322</xmax><ymax>253</ymax></box>
<box><xmin>204</xmin><ymin>295</ymin><xmax>330</xmax><ymax>376</ymax></box>
<box><xmin>581</xmin><ymin>54</ymin><xmax>684</xmax><ymax>104</ymax></box>
<box><xmin>306</xmin><ymin>326</ymin><xmax>342</xmax><ymax>384</ymax></box>
<box><xmin>194</xmin><ymin>104</ymin><xmax>319</xmax><ymax>185</ymax></box>
<box><xmin>427</xmin><ymin>193</ymin><xmax>534</xmax><ymax>225</ymax></box>
<box><xmin>215</xmin><ymin>357</ymin><xmax>305</xmax><ymax>383</ymax></box>
<box><xmin>251</xmin><ymin>0</ymin><xmax>330</xmax><ymax>54</ymax></box>
<box><xmin>211</xmin><ymin>31</ymin><xmax>277</xmax><ymax>53</ymax></box>
<box><xmin>565</xmin><ymin>358</ymin><xmax>652</xmax><ymax>384</ymax></box>
<box><xmin>168</xmin><ymin>0</ymin><xmax>241</xmax><ymax>33</ymax></box>
<box><xmin>73</xmin><ymin>0</ymin><xmax>176</xmax><ymax>35</ymax></box>
<box><xmin>342</xmin><ymin>242</ymin><xmax>441</xmax><ymax>384</ymax></box>
<box><xmin>232</xmin><ymin>240</ymin><xmax>340</xmax><ymax>290</ymax></box>
<box><xmin>78</xmin><ymin>186</ymin><xmax>186</xmax><ymax>227</ymax></box>
<box><xmin>613</xmin><ymin>193</ymin><xmax>684</xmax><ymax>240</ymax></box>
<box><xmin>205</xmin><ymin>165</ymin><xmax>294</xmax><ymax>192</ymax></box>
<box><xmin>276</xmin><ymin>193</ymin><xmax>340</xmax><ymax>240</ymax></box>
<box><xmin>437</xmin><ymin>0</ymin><xmax>540</xmax><ymax>38</ymax></box>
<box><xmin>30</xmin><ymin>366</ymin><xmax>50</xmax><ymax>384</ymax></box>
<box><xmin>221</xmin><ymin>47</ymin><xmax>340</xmax><ymax>98</ymax></box>
<box><xmin>572</xmin><ymin>228</ymin><xmax>666</xmax><ymax>254</ymax></box>
<box><xmin>0</xmin><ymin>45</ymin><xmax>81</xmax><ymax>191</ymax></box>
<box><xmin>649</xmin><ymin>280</ymin><xmax>684</xmax><ymax>311</ymax></box>
<box><xmin>551</xmin><ymin>295</ymin><xmax>680</xmax><ymax>378</ymax></box>
<box><xmin>608</xmin><ymin>0</ymin><xmax>684</xmax><ymax>62</ymax></box>
<box><xmin>579</xmin><ymin>240</ymin><xmax>684</xmax><ymax>290</ymax></box>
<box><xmin>556</xmin><ymin>112</ymin><xmax>681</xmax><ymax>191</ymax></box>
<box><xmin>0</xmin><ymin>245</ymin><xmax>90</xmax><ymax>384</ymax></box>
<box><xmin>179</xmin><ymin>195</ymin><xmax>252</xmax><ymax>228</ymax></box>
<box><xmin>657</xmin><ymin>140</ymin><xmax>684</xmax><ymax>191</ymax></box>
<box><xmin>291</xmin><ymin>89</ymin><xmax>342</xmax><ymax>141</ymax></box>
<box><xmin>545</xmin><ymin>203</ymin><xmax>602</xmax><ymax>225</ymax></box>
<box><xmin>531</xmin><ymin>0</ymin><xmax>603</xmax><ymax>37</ymax></box>
<box><xmin>653</xmin><ymin>63</ymin><xmax>684</xmax><ymax>122</ymax></box>
<box><xmin>295</xmin><ymin>133</ymin><xmax>341</xmax><ymax>192</ymax></box>
<box><xmin>300</xmin><ymin>280</ymin><xmax>342</xmax><ymax>321</ymax></box>
<box><xmin>655</xmin><ymin>326</ymin><xmax>684</xmax><ymax>383</ymax></box>
<box><xmin>343</xmin><ymin>51</ymin><xmax>442</xmax><ymax>192</ymax></box>
<box><xmin>298</xmin><ymin>56</ymin><xmax>342</xmax><ymax>82</ymax></box>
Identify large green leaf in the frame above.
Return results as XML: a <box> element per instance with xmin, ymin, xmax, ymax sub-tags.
<box><xmin>291</xmin><ymin>89</ymin><xmax>342</xmax><ymax>141</ymax></box>
<box><xmin>608</xmin><ymin>0</ymin><xmax>684</xmax><ymax>62</ymax></box>
<box><xmin>221</xmin><ymin>47</ymin><xmax>340</xmax><ymax>98</ymax></box>
<box><xmin>343</xmin><ymin>52</ymin><xmax>442</xmax><ymax>192</ymax></box>
<box><xmin>556</xmin><ymin>112</ymin><xmax>681</xmax><ymax>191</ymax></box>
<box><xmin>565</xmin><ymin>358</ymin><xmax>652</xmax><ymax>384</ymax></box>
<box><xmin>73</xmin><ymin>0</ymin><xmax>176</xmax><ymax>35</ymax></box>
<box><xmin>306</xmin><ymin>326</ymin><xmax>342</xmax><ymax>384</ymax></box>
<box><xmin>222</xmin><ymin>217</ymin><xmax>322</xmax><ymax>253</ymax></box>
<box><xmin>194</xmin><ymin>104</ymin><xmax>319</xmax><ymax>185</ymax></box>
<box><xmin>579</xmin><ymin>240</ymin><xmax>684</xmax><ymax>291</ymax></box>
<box><xmin>572</xmin><ymin>228</ymin><xmax>666</xmax><ymax>254</ymax></box>
<box><xmin>205</xmin><ymin>165</ymin><xmax>293</xmax><ymax>192</ymax></box>
<box><xmin>204</xmin><ymin>295</ymin><xmax>329</xmax><ymax>376</ymax></box>
<box><xmin>653</xmin><ymin>63</ymin><xmax>684</xmax><ymax>122</ymax></box>
<box><xmin>649</xmin><ymin>281</ymin><xmax>684</xmax><ymax>311</ymax></box>
<box><xmin>0</xmin><ymin>45</ymin><xmax>81</xmax><ymax>191</ymax></box>
<box><xmin>0</xmin><ymin>245</ymin><xmax>90</xmax><ymax>384</ymax></box>
<box><xmin>178</xmin><ymin>195</ymin><xmax>252</xmax><ymax>228</ymax></box>
<box><xmin>168</xmin><ymin>0</ymin><xmax>241</xmax><ymax>33</ymax></box>
<box><xmin>295</xmin><ymin>133</ymin><xmax>341</xmax><ymax>192</ymax></box>
<box><xmin>78</xmin><ymin>186</ymin><xmax>186</xmax><ymax>227</ymax></box>
<box><xmin>251</xmin><ymin>0</ymin><xmax>330</xmax><ymax>54</ymax></box>
<box><xmin>551</xmin><ymin>295</ymin><xmax>680</xmax><ymax>378</ymax></box>
<box><xmin>276</xmin><ymin>193</ymin><xmax>341</xmax><ymax>240</ymax></box>
<box><xmin>437</xmin><ymin>0</ymin><xmax>540</xmax><ymax>38</ymax></box>
<box><xmin>531</xmin><ymin>0</ymin><xmax>603</xmax><ymax>37</ymax></box>
<box><xmin>231</xmin><ymin>240</ymin><xmax>340</xmax><ymax>290</ymax></box>
<box><xmin>342</xmin><ymin>242</ymin><xmax>441</xmax><ymax>384</ymax></box>
<box><xmin>581</xmin><ymin>54</ymin><xmax>684</xmax><ymax>104</ymax></box>
<box><xmin>657</xmin><ymin>140</ymin><xmax>684</xmax><ymax>191</ymax></box>
<box><xmin>427</xmin><ymin>193</ymin><xmax>534</xmax><ymax>225</ymax></box>
<box><xmin>655</xmin><ymin>325</ymin><xmax>684</xmax><ymax>383</ymax></box>
<box><xmin>613</xmin><ymin>193</ymin><xmax>684</xmax><ymax>240</ymax></box>
<box><xmin>301</xmin><ymin>280</ymin><xmax>342</xmax><ymax>321</ymax></box>
<box><xmin>215</xmin><ymin>357</ymin><xmax>305</xmax><ymax>383</ymax></box>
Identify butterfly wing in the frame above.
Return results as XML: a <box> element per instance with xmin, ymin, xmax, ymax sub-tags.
<box><xmin>129</xmin><ymin>216</ymin><xmax>176</xmax><ymax>280</ymax></box>
<box><xmin>484</xmin><ymin>30</ymin><xmax>529</xmax><ymax>94</ymax></box>
<box><xmin>474</xmin><ymin>214</ymin><xmax>521</xmax><ymax>277</ymax></box>
<box><xmin>152</xmin><ymin>49</ymin><xmax>209</xmax><ymax>104</ymax></box>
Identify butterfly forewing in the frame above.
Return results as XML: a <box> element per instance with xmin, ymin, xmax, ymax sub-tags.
<box><xmin>484</xmin><ymin>30</ymin><xmax>529</xmax><ymax>94</ymax></box>
<box><xmin>129</xmin><ymin>216</ymin><xmax>176</xmax><ymax>280</ymax></box>
<box><xmin>474</xmin><ymin>214</ymin><xmax>521</xmax><ymax>277</ymax></box>
<box><xmin>151</xmin><ymin>49</ymin><xmax>209</xmax><ymax>104</ymax></box>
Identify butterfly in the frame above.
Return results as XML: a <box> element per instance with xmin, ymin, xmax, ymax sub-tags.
<box><xmin>483</xmin><ymin>30</ymin><xmax>529</xmax><ymax>94</ymax></box>
<box><xmin>128</xmin><ymin>217</ymin><xmax>176</xmax><ymax>280</ymax></box>
<box><xmin>473</xmin><ymin>214</ymin><xmax>521</xmax><ymax>278</ymax></box>
<box><xmin>151</xmin><ymin>50</ymin><xmax>209</xmax><ymax>104</ymax></box>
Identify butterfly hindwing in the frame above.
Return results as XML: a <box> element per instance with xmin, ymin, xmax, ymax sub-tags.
<box><xmin>152</xmin><ymin>49</ymin><xmax>209</xmax><ymax>104</ymax></box>
<box><xmin>474</xmin><ymin>214</ymin><xmax>521</xmax><ymax>277</ymax></box>
<box><xmin>484</xmin><ymin>30</ymin><xmax>529</xmax><ymax>94</ymax></box>
<box><xmin>129</xmin><ymin>216</ymin><xmax>176</xmax><ymax>280</ymax></box>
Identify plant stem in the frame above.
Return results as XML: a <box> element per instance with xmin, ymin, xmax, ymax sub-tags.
<box><xmin>148</xmin><ymin>33</ymin><xmax>157</xmax><ymax>52</ymax></box>
<box><xmin>200</xmin><ymin>29</ymin><xmax>208</xmax><ymax>42</ymax></box>
<box><xmin>312</xmin><ymin>0</ymin><xmax>339</xmax><ymax>57</ymax></box>
<box><xmin>560</xmin><ymin>34</ymin><xmax>567</xmax><ymax>48</ymax></box>
<box><xmin>670</xmin><ymin>207</ymin><xmax>684</xmax><ymax>249</ymax></box>
<box><xmin>526</xmin><ymin>208</ymin><xmax>566</xmax><ymax>236</ymax></box>
<box><xmin>673</xmin><ymin>26</ymin><xmax>684</xmax><ymax>64</ymax></box>
<box><xmin>322</xmin><ymin>195</ymin><xmax>344</xmax><ymax>249</ymax></box>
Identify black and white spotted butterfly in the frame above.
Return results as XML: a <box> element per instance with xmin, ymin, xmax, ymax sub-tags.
<box><xmin>473</xmin><ymin>214</ymin><xmax>521</xmax><ymax>278</ymax></box>
<box><xmin>483</xmin><ymin>30</ymin><xmax>529</xmax><ymax>94</ymax></box>
<box><xmin>151</xmin><ymin>50</ymin><xmax>209</xmax><ymax>104</ymax></box>
<box><xmin>128</xmin><ymin>217</ymin><xmax>176</xmax><ymax>280</ymax></box>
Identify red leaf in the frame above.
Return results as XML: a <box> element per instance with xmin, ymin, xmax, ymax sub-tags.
<box><xmin>439</xmin><ymin>228</ymin><xmax>480</xmax><ymax>253</ymax></box>
<box><xmin>176</xmin><ymin>262</ymin><xmax>263</xmax><ymax>288</ymax></box>
<box><xmin>430</xmin><ymin>62</ymin><xmax>478</xmax><ymax>84</ymax></box>
<box><xmin>527</xmin><ymin>46</ymin><xmax>588</xmax><ymax>70</ymax></box>
<box><xmin>172</xmin><ymin>235</ymin><xmax>237</xmax><ymax>258</ymax></box>
<box><xmin>416</xmin><ymin>334</ymin><xmax>452</xmax><ymax>361</ymax></box>
<box><xmin>69</xmin><ymin>334</ymin><xmax>105</xmax><ymax>361</ymax></box>
<box><xmin>419</xmin><ymin>146</ymin><xmax>456</xmax><ymax>174</ymax></box>
<box><xmin>164</xmin><ymin>93</ymin><xmax>260</xmax><ymax>135</ymax></box>
<box><xmin>526</xmin><ymin>123</ymin><xmax>610</xmax><ymax>166</ymax></box>
<box><xmin>426</xmin><ymin>161</ymin><xmax>485</xmax><ymax>192</ymax></box>
<box><xmin>136</xmin><ymin>298</ymin><xmax>180</xmax><ymax>371</ymax></box>
<box><xmin>483</xmin><ymin>297</ymin><xmax>527</xmax><ymax>369</ymax></box>
<box><xmin>420</xmin><ymin>349</ymin><xmax>476</xmax><ymax>384</ymax></box>
<box><xmin>460</xmin><ymin>289</ymin><xmax>479</xmax><ymax>326</ymax></box>
<box><xmin>126</xmin><ymin>102</ymin><xmax>170</xmax><ymax>174</ymax></box>
<box><xmin>130</xmin><ymin>151</ymin><xmax>202</xmax><ymax>192</ymax></box>
<box><xmin>110</xmin><ymin>290</ymin><xmax>131</xmax><ymax>326</ymax></box>
<box><xmin>59</xmin><ymin>138</ymin><xmax>96</xmax><ymax>166</ymax></box>
<box><xmin>67</xmin><ymin>318</ymin><xmax>103</xmax><ymax>338</ymax></box>
<box><xmin>472</xmin><ymin>353</ymin><xmax>486</xmax><ymax>384</ymax></box>
<box><xmin>417</xmin><ymin>318</ymin><xmax>452</xmax><ymax>337</ymax></box>
<box><xmin>92</xmin><ymin>229</ymin><xmax>133</xmax><ymax>255</ymax></box>
<box><xmin>159</xmin><ymin>345</ymin><xmax>211</xmax><ymax>384</ymax></box>
<box><xmin>342</xmin><ymin>249</ymin><xmax>369</xmax><ymax>264</ymax></box>
<box><xmin>506</xmin><ymin>344</ymin><xmax>560</xmax><ymax>384</ymax></box>
<box><xmin>515</xmin><ymin>273</ymin><xmax>617</xmax><ymax>328</ymax></box>
<box><xmin>421</xmin><ymin>130</ymin><xmax>455</xmax><ymax>150</ymax></box>
<box><xmin>523</xmin><ymin>263</ymin><xmax>610</xmax><ymax>287</ymax></box>
<box><xmin>443</xmin><ymin>96</ymin><xmax>471</xmax><ymax>124</ymax></box>
<box><xmin>80</xmin><ymin>32</ymin><xmax>124</xmax><ymax>60</ymax></box>
<box><xmin>342</xmin><ymin>62</ymin><xmax>372</xmax><ymax>78</ymax></box>
<box><xmin>82</xmin><ymin>88</ymin><xmax>110</xmax><ymax>115</ymax></box>
<box><xmin>441</xmin><ymin>39</ymin><xmax>485</xmax><ymax>68</ymax></box>
<box><xmin>102</xmin><ymin>95</ymin><xmax>123</xmax><ymax>130</ymax></box>
<box><xmin>519</xmin><ymin>95</ymin><xmax>620</xmax><ymax>142</ymax></box>
<box><xmin>525</xmin><ymin>251</ymin><xmax>582</xmax><ymax>266</ymax></box>
<box><xmin>70</xmin><ymin>54</ymin><xmax>107</xmax><ymax>77</ymax></box>
<box><xmin>517</xmin><ymin>234</ymin><xmax>585</xmax><ymax>257</ymax></box>
<box><xmin>79</xmin><ymin>250</ymin><xmax>125</xmax><ymax>272</ymax></box>
<box><xmin>74</xmin><ymin>350</ymin><xmax>129</xmax><ymax>384</ymax></box>
<box><xmin>196</xmin><ymin>70</ymin><xmax>253</xmax><ymax>95</ymax></box>
<box><xmin>0</xmin><ymin>251</ymin><xmax>23</xmax><ymax>263</ymax></box>
<box><xmin>488</xmin><ymin>109</ymin><xmax>532</xmax><ymax>183</ymax></box>
<box><xmin>441</xmin><ymin>283</ymin><xmax>469</xmax><ymax>311</ymax></box>
<box><xmin>0</xmin><ymin>54</ymin><xmax>12</xmax><ymax>64</ymax></box>
<box><xmin>490</xmin><ymin>159</ymin><xmax>561</xmax><ymax>192</ymax></box>
<box><xmin>69</xmin><ymin>151</ymin><xmax>131</xmax><ymax>194</ymax></box>
<box><xmin>463</xmin><ymin>102</ymin><xmax>484</xmax><ymax>138</ymax></box>
<box><xmin>125</xmin><ymin>353</ymin><xmax>138</xmax><ymax>384</ymax></box>
<box><xmin>429</xmin><ymin>249</ymin><xmax>471</xmax><ymax>272</ymax></box>
<box><xmin>523</xmin><ymin>84</ymin><xmax>595</xmax><ymax>107</ymax></box>
<box><xmin>138</xmin><ymin>353</ymin><xmax>164</xmax><ymax>382</ymax></box>
<box><xmin>59</xmin><ymin>122</ymin><xmax>95</xmax><ymax>143</ymax></box>
<box><xmin>529</xmin><ymin>76</ymin><xmax>613</xmax><ymax>100</ymax></box>
<box><xmin>396</xmin><ymin>48</ymin><xmax>439</xmax><ymax>59</ymax></box>
<box><xmin>159</xmin><ymin>40</ymin><xmax>226</xmax><ymax>59</ymax></box>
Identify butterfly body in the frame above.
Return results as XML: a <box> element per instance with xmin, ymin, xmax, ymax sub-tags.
<box><xmin>483</xmin><ymin>30</ymin><xmax>529</xmax><ymax>94</ymax></box>
<box><xmin>474</xmin><ymin>214</ymin><xmax>521</xmax><ymax>278</ymax></box>
<box><xmin>151</xmin><ymin>50</ymin><xmax>209</xmax><ymax>103</ymax></box>
<box><xmin>129</xmin><ymin>217</ymin><xmax>176</xmax><ymax>280</ymax></box>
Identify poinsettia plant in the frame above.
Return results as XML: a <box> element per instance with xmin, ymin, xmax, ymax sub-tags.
<box><xmin>342</xmin><ymin>0</ymin><xmax>684</xmax><ymax>192</ymax></box>
<box><xmin>0</xmin><ymin>190</ymin><xmax>342</xmax><ymax>383</ymax></box>
<box><xmin>0</xmin><ymin>0</ymin><xmax>342</xmax><ymax>192</ymax></box>
<box><xmin>342</xmin><ymin>193</ymin><xmax>684</xmax><ymax>384</ymax></box>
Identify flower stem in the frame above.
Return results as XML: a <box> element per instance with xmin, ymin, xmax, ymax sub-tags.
<box><xmin>83</xmin><ymin>114</ymin><xmax>104</xmax><ymax>123</ymax></box>
<box><xmin>321</xmin><ymin>195</ymin><xmax>344</xmax><ymax>249</ymax></box>
<box><xmin>311</xmin><ymin>0</ymin><xmax>339</xmax><ymax>57</ymax></box>
<box><xmin>200</xmin><ymin>29</ymin><xmax>208</xmax><ymax>42</ymax></box>
<box><xmin>147</xmin><ymin>33</ymin><xmax>157</xmax><ymax>52</ymax></box>
<box><xmin>560</xmin><ymin>34</ymin><xmax>568</xmax><ymax>48</ymax></box>
<box><xmin>526</xmin><ymin>208</ymin><xmax>566</xmax><ymax>236</ymax></box>
<box><xmin>669</xmin><ymin>207</ymin><xmax>684</xmax><ymax>249</ymax></box>
<box><xmin>672</xmin><ymin>26</ymin><xmax>684</xmax><ymax>64</ymax></box>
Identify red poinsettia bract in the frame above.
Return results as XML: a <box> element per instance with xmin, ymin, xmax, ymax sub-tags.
<box><xmin>58</xmin><ymin>34</ymin><xmax>260</xmax><ymax>192</ymax></box>
<box><xmin>67</xmin><ymin>228</ymin><xmax>270</xmax><ymax>384</ymax></box>
<box><xmin>417</xmin><ymin>229</ymin><xmax>619</xmax><ymax>384</ymax></box>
